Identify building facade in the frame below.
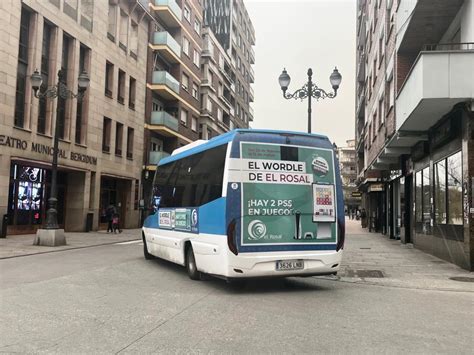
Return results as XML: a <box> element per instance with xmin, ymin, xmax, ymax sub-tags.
<box><xmin>0</xmin><ymin>0</ymin><xmax>150</xmax><ymax>234</ymax></box>
<box><xmin>203</xmin><ymin>0</ymin><xmax>255</xmax><ymax>127</ymax></box>
<box><xmin>337</xmin><ymin>139</ymin><xmax>361</xmax><ymax>215</ymax></box>
<box><xmin>355</xmin><ymin>0</ymin><xmax>474</xmax><ymax>270</ymax></box>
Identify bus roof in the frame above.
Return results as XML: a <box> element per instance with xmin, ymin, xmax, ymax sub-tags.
<box><xmin>158</xmin><ymin>129</ymin><xmax>330</xmax><ymax>166</ymax></box>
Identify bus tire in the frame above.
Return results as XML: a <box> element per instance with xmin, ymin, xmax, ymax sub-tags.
<box><xmin>186</xmin><ymin>246</ymin><xmax>201</xmax><ymax>280</ymax></box>
<box><xmin>142</xmin><ymin>233</ymin><xmax>154</xmax><ymax>260</ymax></box>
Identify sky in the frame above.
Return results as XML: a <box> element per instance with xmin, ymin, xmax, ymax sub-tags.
<box><xmin>244</xmin><ymin>0</ymin><xmax>357</xmax><ymax>147</ymax></box>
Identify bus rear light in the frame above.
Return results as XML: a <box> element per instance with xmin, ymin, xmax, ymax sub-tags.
<box><xmin>336</xmin><ymin>219</ymin><xmax>345</xmax><ymax>252</ymax></box>
<box><xmin>227</xmin><ymin>219</ymin><xmax>238</xmax><ymax>255</ymax></box>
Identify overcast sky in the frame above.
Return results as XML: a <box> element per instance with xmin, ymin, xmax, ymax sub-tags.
<box><xmin>245</xmin><ymin>0</ymin><xmax>356</xmax><ymax>147</ymax></box>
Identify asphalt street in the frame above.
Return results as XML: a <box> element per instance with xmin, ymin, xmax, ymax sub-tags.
<box><xmin>0</xmin><ymin>224</ymin><xmax>473</xmax><ymax>354</ymax></box>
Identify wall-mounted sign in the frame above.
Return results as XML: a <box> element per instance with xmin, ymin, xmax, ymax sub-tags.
<box><xmin>0</xmin><ymin>134</ymin><xmax>97</xmax><ymax>165</ymax></box>
<box><xmin>368</xmin><ymin>183</ymin><xmax>384</xmax><ymax>192</ymax></box>
<box><xmin>351</xmin><ymin>191</ymin><xmax>362</xmax><ymax>197</ymax></box>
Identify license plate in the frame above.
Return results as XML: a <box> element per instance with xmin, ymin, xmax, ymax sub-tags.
<box><xmin>276</xmin><ymin>259</ymin><xmax>304</xmax><ymax>271</ymax></box>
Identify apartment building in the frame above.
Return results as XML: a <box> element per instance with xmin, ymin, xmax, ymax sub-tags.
<box><xmin>200</xmin><ymin>26</ymin><xmax>236</xmax><ymax>139</ymax></box>
<box><xmin>355</xmin><ymin>0</ymin><xmax>474</xmax><ymax>270</ymax></box>
<box><xmin>0</xmin><ymin>0</ymin><xmax>150</xmax><ymax>234</ymax></box>
<box><xmin>337</xmin><ymin>140</ymin><xmax>361</xmax><ymax>214</ymax></box>
<box><xmin>203</xmin><ymin>0</ymin><xmax>255</xmax><ymax>128</ymax></box>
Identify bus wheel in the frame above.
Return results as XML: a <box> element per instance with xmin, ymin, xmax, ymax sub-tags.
<box><xmin>186</xmin><ymin>246</ymin><xmax>201</xmax><ymax>280</ymax></box>
<box><xmin>142</xmin><ymin>233</ymin><xmax>154</xmax><ymax>260</ymax></box>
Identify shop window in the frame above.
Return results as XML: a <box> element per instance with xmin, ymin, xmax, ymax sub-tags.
<box><xmin>415</xmin><ymin>167</ymin><xmax>431</xmax><ymax>233</ymax></box>
<box><xmin>434</xmin><ymin>151</ymin><xmax>463</xmax><ymax>225</ymax></box>
<box><xmin>447</xmin><ymin>152</ymin><xmax>462</xmax><ymax>225</ymax></box>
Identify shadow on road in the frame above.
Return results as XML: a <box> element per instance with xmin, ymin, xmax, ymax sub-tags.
<box><xmin>144</xmin><ymin>256</ymin><xmax>333</xmax><ymax>294</ymax></box>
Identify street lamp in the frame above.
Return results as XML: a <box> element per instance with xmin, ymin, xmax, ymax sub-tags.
<box><xmin>31</xmin><ymin>69</ymin><xmax>89</xmax><ymax>246</ymax></box>
<box><xmin>278</xmin><ymin>67</ymin><xmax>342</xmax><ymax>134</ymax></box>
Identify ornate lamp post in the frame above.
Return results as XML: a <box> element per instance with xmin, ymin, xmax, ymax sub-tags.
<box><xmin>31</xmin><ymin>69</ymin><xmax>89</xmax><ymax>246</ymax></box>
<box><xmin>278</xmin><ymin>67</ymin><xmax>342</xmax><ymax>133</ymax></box>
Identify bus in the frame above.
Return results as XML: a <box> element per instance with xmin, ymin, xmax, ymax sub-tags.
<box><xmin>142</xmin><ymin>129</ymin><xmax>345</xmax><ymax>280</ymax></box>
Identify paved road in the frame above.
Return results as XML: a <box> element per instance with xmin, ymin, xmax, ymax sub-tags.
<box><xmin>1</xmin><ymin>223</ymin><xmax>473</xmax><ymax>353</ymax></box>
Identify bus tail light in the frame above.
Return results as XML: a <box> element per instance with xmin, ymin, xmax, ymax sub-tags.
<box><xmin>336</xmin><ymin>219</ymin><xmax>345</xmax><ymax>252</ymax></box>
<box><xmin>227</xmin><ymin>219</ymin><xmax>238</xmax><ymax>255</ymax></box>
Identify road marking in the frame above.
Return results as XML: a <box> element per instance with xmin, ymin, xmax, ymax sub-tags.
<box><xmin>116</xmin><ymin>240</ymin><xmax>142</xmax><ymax>245</ymax></box>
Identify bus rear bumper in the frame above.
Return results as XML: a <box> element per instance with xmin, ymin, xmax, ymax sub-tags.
<box><xmin>226</xmin><ymin>250</ymin><xmax>343</xmax><ymax>279</ymax></box>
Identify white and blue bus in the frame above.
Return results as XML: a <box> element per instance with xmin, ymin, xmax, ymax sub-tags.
<box><xmin>142</xmin><ymin>129</ymin><xmax>345</xmax><ymax>280</ymax></box>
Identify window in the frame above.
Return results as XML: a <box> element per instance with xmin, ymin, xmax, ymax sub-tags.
<box><xmin>208</xmin><ymin>69</ymin><xmax>213</xmax><ymax>84</ymax></box>
<box><xmin>38</xmin><ymin>22</ymin><xmax>53</xmax><ymax>135</ymax></box>
<box><xmin>126</xmin><ymin>127</ymin><xmax>134</xmax><ymax>159</ymax></box>
<box><xmin>119</xmin><ymin>10</ymin><xmax>128</xmax><ymax>49</ymax></box>
<box><xmin>378</xmin><ymin>97</ymin><xmax>384</xmax><ymax>126</ymax></box>
<box><xmin>118</xmin><ymin>69</ymin><xmax>125</xmax><ymax>104</ymax></box>
<box><xmin>14</xmin><ymin>8</ymin><xmax>30</xmax><ymax>128</ymax></box>
<box><xmin>194</xmin><ymin>19</ymin><xmax>201</xmax><ymax>34</ymax></box>
<box><xmin>76</xmin><ymin>44</ymin><xmax>90</xmax><ymax>144</ymax></box>
<box><xmin>206</xmin><ymin>97</ymin><xmax>213</xmax><ymax>112</ymax></box>
<box><xmin>152</xmin><ymin>144</ymin><xmax>227</xmax><ymax>208</ymax></box>
<box><xmin>388</xmin><ymin>76</ymin><xmax>394</xmax><ymax>109</ymax></box>
<box><xmin>372</xmin><ymin>112</ymin><xmax>377</xmax><ymax>140</ymax></box>
<box><xmin>102</xmin><ymin>117</ymin><xmax>112</xmax><ymax>152</ymax></box>
<box><xmin>217</xmin><ymin>108</ymin><xmax>223</xmax><ymax>121</ymax></box>
<box><xmin>447</xmin><ymin>152</ymin><xmax>463</xmax><ymax>224</ymax></box>
<box><xmin>415</xmin><ymin>167</ymin><xmax>432</xmax><ymax>232</ymax></box>
<box><xmin>57</xmin><ymin>33</ymin><xmax>72</xmax><ymax>140</ymax></box>
<box><xmin>193</xmin><ymin>49</ymin><xmax>200</xmax><ymax>67</ymax></box>
<box><xmin>183</xmin><ymin>5</ymin><xmax>191</xmax><ymax>22</ymax></box>
<box><xmin>180</xmin><ymin>109</ymin><xmax>188</xmax><ymax>125</ymax></box>
<box><xmin>181</xmin><ymin>73</ymin><xmax>189</xmax><ymax>91</ymax></box>
<box><xmin>105</xmin><ymin>61</ymin><xmax>114</xmax><ymax>97</ymax></box>
<box><xmin>191</xmin><ymin>116</ymin><xmax>197</xmax><ymax>131</ymax></box>
<box><xmin>115</xmin><ymin>122</ymin><xmax>123</xmax><ymax>156</ymax></box>
<box><xmin>192</xmin><ymin>83</ymin><xmax>198</xmax><ymax>99</ymax></box>
<box><xmin>129</xmin><ymin>77</ymin><xmax>136</xmax><ymax>109</ymax></box>
<box><xmin>182</xmin><ymin>36</ymin><xmax>190</xmax><ymax>56</ymax></box>
<box><xmin>434</xmin><ymin>159</ymin><xmax>447</xmax><ymax>224</ymax></box>
<box><xmin>107</xmin><ymin>3</ymin><xmax>117</xmax><ymax>40</ymax></box>
<box><xmin>130</xmin><ymin>21</ymin><xmax>138</xmax><ymax>57</ymax></box>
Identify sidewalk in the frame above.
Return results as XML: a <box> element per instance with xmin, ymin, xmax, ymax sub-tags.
<box><xmin>0</xmin><ymin>229</ymin><xmax>141</xmax><ymax>259</ymax></box>
<box><xmin>337</xmin><ymin>218</ymin><xmax>474</xmax><ymax>292</ymax></box>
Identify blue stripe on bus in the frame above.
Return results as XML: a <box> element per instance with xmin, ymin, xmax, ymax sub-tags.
<box><xmin>199</xmin><ymin>197</ymin><xmax>227</xmax><ymax>235</ymax></box>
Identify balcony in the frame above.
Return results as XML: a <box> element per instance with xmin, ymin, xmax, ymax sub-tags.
<box><xmin>149</xmin><ymin>151</ymin><xmax>171</xmax><ymax>166</ymax></box>
<box><xmin>397</xmin><ymin>0</ymin><xmax>464</xmax><ymax>54</ymax></box>
<box><xmin>149</xmin><ymin>71</ymin><xmax>180</xmax><ymax>100</ymax></box>
<box><xmin>356</xmin><ymin>53</ymin><xmax>365</xmax><ymax>83</ymax></box>
<box><xmin>150</xmin><ymin>0</ymin><xmax>182</xmax><ymax>28</ymax></box>
<box><xmin>248</xmin><ymin>105</ymin><xmax>254</xmax><ymax>121</ymax></box>
<box><xmin>249</xmin><ymin>85</ymin><xmax>254</xmax><ymax>102</ymax></box>
<box><xmin>151</xmin><ymin>31</ymin><xmax>181</xmax><ymax>63</ymax></box>
<box><xmin>150</xmin><ymin>111</ymin><xmax>179</xmax><ymax>131</ymax></box>
<box><xmin>396</xmin><ymin>49</ymin><xmax>474</xmax><ymax>132</ymax></box>
<box><xmin>249</xmin><ymin>66</ymin><xmax>255</xmax><ymax>83</ymax></box>
<box><xmin>249</xmin><ymin>47</ymin><xmax>255</xmax><ymax>64</ymax></box>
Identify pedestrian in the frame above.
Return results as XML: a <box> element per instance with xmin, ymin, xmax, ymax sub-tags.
<box><xmin>360</xmin><ymin>208</ymin><xmax>367</xmax><ymax>228</ymax></box>
<box><xmin>106</xmin><ymin>204</ymin><xmax>116</xmax><ymax>233</ymax></box>
<box><xmin>112</xmin><ymin>213</ymin><xmax>121</xmax><ymax>234</ymax></box>
<box><xmin>356</xmin><ymin>209</ymin><xmax>361</xmax><ymax>220</ymax></box>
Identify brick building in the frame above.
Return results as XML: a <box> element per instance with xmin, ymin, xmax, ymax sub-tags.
<box><xmin>355</xmin><ymin>0</ymin><xmax>474</xmax><ymax>270</ymax></box>
<box><xmin>0</xmin><ymin>0</ymin><xmax>150</xmax><ymax>234</ymax></box>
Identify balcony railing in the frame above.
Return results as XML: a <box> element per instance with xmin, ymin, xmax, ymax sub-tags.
<box><xmin>152</xmin><ymin>31</ymin><xmax>181</xmax><ymax>58</ymax></box>
<box><xmin>152</xmin><ymin>71</ymin><xmax>180</xmax><ymax>94</ymax></box>
<box><xmin>153</xmin><ymin>0</ymin><xmax>182</xmax><ymax>22</ymax></box>
<box><xmin>249</xmin><ymin>85</ymin><xmax>254</xmax><ymax>101</ymax></box>
<box><xmin>423</xmin><ymin>42</ymin><xmax>474</xmax><ymax>51</ymax></box>
<box><xmin>150</xmin><ymin>111</ymin><xmax>179</xmax><ymax>131</ymax></box>
<box><xmin>149</xmin><ymin>151</ymin><xmax>171</xmax><ymax>165</ymax></box>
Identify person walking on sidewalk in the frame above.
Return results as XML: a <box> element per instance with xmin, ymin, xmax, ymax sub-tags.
<box><xmin>112</xmin><ymin>213</ymin><xmax>122</xmax><ymax>234</ymax></box>
<box><xmin>360</xmin><ymin>208</ymin><xmax>367</xmax><ymax>228</ymax></box>
<box><xmin>106</xmin><ymin>204</ymin><xmax>116</xmax><ymax>233</ymax></box>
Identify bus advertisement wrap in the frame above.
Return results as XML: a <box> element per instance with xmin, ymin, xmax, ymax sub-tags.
<box><xmin>237</xmin><ymin>142</ymin><xmax>337</xmax><ymax>245</ymax></box>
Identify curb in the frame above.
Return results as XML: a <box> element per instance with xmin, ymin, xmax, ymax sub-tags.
<box><xmin>0</xmin><ymin>238</ymin><xmax>141</xmax><ymax>260</ymax></box>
